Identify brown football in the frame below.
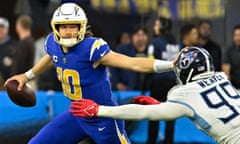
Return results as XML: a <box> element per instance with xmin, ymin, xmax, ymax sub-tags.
<box><xmin>5</xmin><ymin>80</ymin><xmax>36</xmax><ymax>107</ymax></box>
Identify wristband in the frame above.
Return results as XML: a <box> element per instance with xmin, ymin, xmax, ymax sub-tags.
<box><xmin>153</xmin><ymin>60</ymin><xmax>173</xmax><ymax>73</ymax></box>
<box><xmin>25</xmin><ymin>70</ymin><xmax>36</xmax><ymax>80</ymax></box>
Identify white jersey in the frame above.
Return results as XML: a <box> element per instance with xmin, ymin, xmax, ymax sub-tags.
<box><xmin>168</xmin><ymin>72</ymin><xmax>240</xmax><ymax>144</ymax></box>
<box><xmin>99</xmin><ymin>72</ymin><xmax>240</xmax><ymax>144</ymax></box>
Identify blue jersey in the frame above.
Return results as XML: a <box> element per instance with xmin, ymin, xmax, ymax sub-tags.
<box><xmin>45</xmin><ymin>33</ymin><xmax>115</xmax><ymax>105</ymax></box>
<box><xmin>30</xmin><ymin>33</ymin><xmax>130</xmax><ymax>144</ymax></box>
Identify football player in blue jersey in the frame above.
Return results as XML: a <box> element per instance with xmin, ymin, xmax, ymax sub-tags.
<box><xmin>5</xmin><ymin>2</ymin><xmax>176</xmax><ymax>144</ymax></box>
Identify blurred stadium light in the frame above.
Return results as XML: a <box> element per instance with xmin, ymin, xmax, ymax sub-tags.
<box><xmin>89</xmin><ymin>0</ymin><xmax>225</xmax><ymax>19</ymax></box>
<box><xmin>158</xmin><ymin>0</ymin><xmax>225</xmax><ymax>19</ymax></box>
<box><xmin>90</xmin><ymin>0</ymin><xmax>158</xmax><ymax>15</ymax></box>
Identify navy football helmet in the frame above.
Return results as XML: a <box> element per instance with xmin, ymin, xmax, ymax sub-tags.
<box><xmin>175</xmin><ymin>47</ymin><xmax>215</xmax><ymax>84</ymax></box>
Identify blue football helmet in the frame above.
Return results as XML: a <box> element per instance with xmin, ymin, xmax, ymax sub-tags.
<box><xmin>174</xmin><ymin>47</ymin><xmax>215</xmax><ymax>84</ymax></box>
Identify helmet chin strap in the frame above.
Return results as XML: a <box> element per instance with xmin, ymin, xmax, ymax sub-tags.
<box><xmin>60</xmin><ymin>38</ymin><xmax>78</xmax><ymax>47</ymax></box>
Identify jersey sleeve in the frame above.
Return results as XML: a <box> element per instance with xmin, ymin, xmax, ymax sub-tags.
<box><xmin>44</xmin><ymin>33</ymin><xmax>54</xmax><ymax>55</ymax></box>
<box><xmin>167</xmin><ymin>86</ymin><xmax>195</xmax><ymax>117</ymax></box>
<box><xmin>89</xmin><ymin>38</ymin><xmax>110</xmax><ymax>62</ymax></box>
<box><xmin>167</xmin><ymin>86</ymin><xmax>189</xmax><ymax>104</ymax></box>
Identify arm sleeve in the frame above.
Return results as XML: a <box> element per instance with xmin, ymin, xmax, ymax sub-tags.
<box><xmin>98</xmin><ymin>102</ymin><xmax>192</xmax><ymax>121</ymax></box>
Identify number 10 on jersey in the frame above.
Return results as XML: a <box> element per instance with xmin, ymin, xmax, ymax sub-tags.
<box><xmin>57</xmin><ymin>67</ymin><xmax>82</xmax><ymax>100</ymax></box>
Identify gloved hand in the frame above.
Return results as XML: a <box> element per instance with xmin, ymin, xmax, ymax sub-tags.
<box><xmin>70</xmin><ymin>99</ymin><xmax>99</xmax><ymax>117</ymax></box>
<box><xmin>132</xmin><ymin>95</ymin><xmax>161</xmax><ymax>105</ymax></box>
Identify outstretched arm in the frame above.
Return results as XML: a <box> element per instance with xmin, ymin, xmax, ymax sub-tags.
<box><xmin>70</xmin><ymin>99</ymin><xmax>193</xmax><ymax>121</ymax></box>
<box><xmin>98</xmin><ymin>103</ymin><xmax>190</xmax><ymax>121</ymax></box>
<box><xmin>99</xmin><ymin>51</ymin><xmax>174</xmax><ymax>73</ymax></box>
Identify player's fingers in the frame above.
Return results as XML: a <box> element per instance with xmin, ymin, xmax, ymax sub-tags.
<box><xmin>4</xmin><ymin>78</ymin><xmax>15</xmax><ymax>87</ymax></box>
<box><xmin>69</xmin><ymin>110</ymin><xmax>84</xmax><ymax>117</ymax></box>
<box><xmin>132</xmin><ymin>99</ymin><xmax>140</xmax><ymax>104</ymax></box>
<box><xmin>134</xmin><ymin>99</ymin><xmax>144</xmax><ymax>103</ymax></box>
<box><xmin>133</xmin><ymin>96</ymin><xmax>146</xmax><ymax>103</ymax></box>
<box><xmin>73</xmin><ymin>114</ymin><xmax>84</xmax><ymax>117</ymax></box>
<box><xmin>132</xmin><ymin>97</ymin><xmax>137</xmax><ymax>103</ymax></box>
<box><xmin>69</xmin><ymin>109</ymin><xmax>82</xmax><ymax>113</ymax></box>
<box><xmin>133</xmin><ymin>96</ymin><xmax>144</xmax><ymax>101</ymax></box>
<box><xmin>69</xmin><ymin>104</ymin><xmax>80</xmax><ymax>109</ymax></box>
<box><xmin>70</xmin><ymin>102</ymin><xmax>84</xmax><ymax>109</ymax></box>
<box><xmin>71</xmin><ymin>101</ymin><xmax>80</xmax><ymax>105</ymax></box>
<box><xmin>71</xmin><ymin>101</ymin><xmax>84</xmax><ymax>106</ymax></box>
<box><xmin>69</xmin><ymin>109</ymin><xmax>78</xmax><ymax>113</ymax></box>
<box><xmin>70</xmin><ymin>112</ymin><xmax>79</xmax><ymax>116</ymax></box>
<box><xmin>4</xmin><ymin>80</ymin><xmax>9</xmax><ymax>87</ymax></box>
<box><xmin>17</xmin><ymin>81</ymin><xmax>25</xmax><ymax>91</ymax></box>
<box><xmin>173</xmin><ymin>47</ymin><xmax>189</xmax><ymax>65</ymax></box>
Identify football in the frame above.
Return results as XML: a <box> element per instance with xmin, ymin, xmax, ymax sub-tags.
<box><xmin>5</xmin><ymin>80</ymin><xmax>36</xmax><ymax>107</ymax></box>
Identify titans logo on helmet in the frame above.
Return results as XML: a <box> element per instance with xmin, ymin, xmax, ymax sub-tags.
<box><xmin>179</xmin><ymin>51</ymin><xmax>197</xmax><ymax>69</ymax></box>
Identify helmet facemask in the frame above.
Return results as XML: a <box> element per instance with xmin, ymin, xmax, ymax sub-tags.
<box><xmin>51</xmin><ymin>3</ymin><xmax>87</xmax><ymax>47</ymax></box>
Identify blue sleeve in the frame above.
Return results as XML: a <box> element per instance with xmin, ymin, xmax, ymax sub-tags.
<box><xmin>44</xmin><ymin>33</ymin><xmax>54</xmax><ymax>55</ymax></box>
<box><xmin>89</xmin><ymin>38</ymin><xmax>110</xmax><ymax>62</ymax></box>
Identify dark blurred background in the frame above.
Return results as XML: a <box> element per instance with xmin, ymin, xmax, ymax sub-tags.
<box><xmin>0</xmin><ymin>0</ymin><xmax>240</xmax><ymax>49</ymax></box>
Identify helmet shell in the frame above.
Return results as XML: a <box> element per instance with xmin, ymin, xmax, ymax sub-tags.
<box><xmin>51</xmin><ymin>3</ymin><xmax>87</xmax><ymax>47</ymax></box>
<box><xmin>175</xmin><ymin>47</ymin><xmax>215</xmax><ymax>84</ymax></box>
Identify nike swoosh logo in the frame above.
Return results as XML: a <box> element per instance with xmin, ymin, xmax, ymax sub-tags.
<box><xmin>98</xmin><ymin>127</ymin><xmax>106</xmax><ymax>131</ymax></box>
<box><xmin>100</xmin><ymin>51</ymin><xmax>107</xmax><ymax>57</ymax></box>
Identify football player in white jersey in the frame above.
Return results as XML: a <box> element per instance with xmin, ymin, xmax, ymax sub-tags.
<box><xmin>70</xmin><ymin>47</ymin><xmax>240</xmax><ymax>144</ymax></box>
